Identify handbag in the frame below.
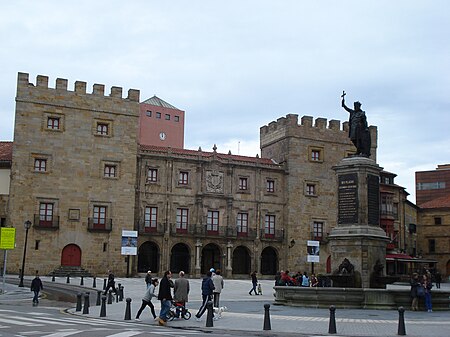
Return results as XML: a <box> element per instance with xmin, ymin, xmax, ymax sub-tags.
<box><xmin>416</xmin><ymin>284</ymin><xmax>425</xmax><ymax>297</ymax></box>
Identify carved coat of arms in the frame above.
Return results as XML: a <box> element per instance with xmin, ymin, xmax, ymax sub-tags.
<box><xmin>206</xmin><ymin>170</ymin><xmax>224</xmax><ymax>193</ymax></box>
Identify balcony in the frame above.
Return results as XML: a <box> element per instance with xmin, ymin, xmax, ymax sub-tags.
<box><xmin>33</xmin><ymin>214</ymin><xmax>59</xmax><ymax>230</ymax></box>
<box><xmin>260</xmin><ymin>229</ymin><xmax>284</xmax><ymax>242</ymax></box>
<box><xmin>87</xmin><ymin>218</ymin><xmax>112</xmax><ymax>232</ymax></box>
<box><xmin>137</xmin><ymin>221</ymin><xmax>165</xmax><ymax>236</ymax></box>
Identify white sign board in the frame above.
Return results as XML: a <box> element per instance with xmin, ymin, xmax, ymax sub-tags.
<box><xmin>121</xmin><ymin>230</ymin><xmax>138</xmax><ymax>255</ymax></box>
<box><xmin>307</xmin><ymin>240</ymin><xmax>320</xmax><ymax>263</ymax></box>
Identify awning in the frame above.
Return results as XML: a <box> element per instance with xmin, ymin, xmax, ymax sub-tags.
<box><xmin>386</xmin><ymin>254</ymin><xmax>437</xmax><ymax>263</ymax></box>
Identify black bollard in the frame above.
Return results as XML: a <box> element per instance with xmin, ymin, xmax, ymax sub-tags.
<box><xmin>103</xmin><ymin>278</ymin><xmax>107</xmax><ymax>290</ymax></box>
<box><xmin>124</xmin><ymin>298</ymin><xmax>132</xmax><ymax>320</ymax></box>
<box><xmin>100</xmin><ymin>295</ymin><xmax>107</xmax><ymax>317</ymax></box>
<box><xmin>80</xmin><ymin>276</ymin><xmax>84</xmax><ymax>286</ymax></box>
<box><xmin>52</xmin><ymin>274</ymin><xmax>55</xmax><ymax>282</ymax></box>
<box><xmin>107</xmin><ymin>290</ymin><xmax>113</xmax><ymax>304</ymax></box>
<box><xmin>82</xmin><ymin>293</ymin><xmax>89</xmax><ymax>314</ymax></box>
<box><xmin>93</xmin><ymin>277</ymin><xmax>96</xmax><ymax>288</ymax></box>
<box><xmin>66</xmin><ymin>274</ymin><xmax>70</xmax><ymax>284</ymax></box>
<box><xmin>206</xmin><ymin>301</ymin><xmax>214</xmax><ymax>327</ymax></box>
<box><xmin>119</xmin><ymin>285</ymin><xmax>124</xmax><ymax>301</ymax></box>
<box><xmin>263</xmin><ymin>304</ymin><xmax>271</xmax><ymax>330</ymax></box>
<box><xmin>328</xmin><ymin>305</ymin><xmax>337</xmax><ymax>334</ymax></box>
<box><xmin>116</xmin><ymin>291</ymin><xmax>119</xmax><ymax>303</ymax></box>
<box><xmin>96</xmin><ymin>290</ymin><xmax>102</xmax><ymax>306</ymax></box>
<box><xmin>86</xmin><ymin>291</ymin><xmax>90</xmax><ymax>308</ymax></box>
<box><xmin>397</xmin><ymin>306</ymin><xmax>406</xmax><ymax>336</ymax></box>
<box><xmin>76</xmin><ymin>293</ymin><xmax>82</xmax><ymax>312</ymax></box>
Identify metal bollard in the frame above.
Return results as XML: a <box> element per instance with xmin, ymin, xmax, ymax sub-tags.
<box><xmin>93</xmin><ymin>277</ymin><xmax>96</xmax><ymax>288</ymax></box>
<box><xmin>82</xmin><ymin>293</ymin><xmax>89</xmax><ymax>314</ymax></box>
<box><xmin>52</xmin><ymin>274</ymin><xmax>55</xmax><ymax>282</ymax></box>
<box><xmin>80</xmin><ymin>276</ymin><xmax>84</xmax><ymax>286</ymax></box>
<box><xmin>328</xmin><ymin>305</ymin><xmax>337</xmax><ymax>334</ymax></box>
<box><xmin>107</xmin><ymin>290</ymin><xmax>113</xmax><ymax>304</ymax></box>
<box><xmin>116</xmin><ymin>291</ymin><xmax>119</xmax><ymax>303</ymax></box>
<box><xmin>119</xmin><ymin>285</ymin><xmax>124</xmax><ymax>301</ymax></box>
<box><xmin>124</xmin><ymin>298</ymin><xmax>132</xmax><ymax>320</ymax></box>
<box><xmin>397</xmin><ymin>306</ymin><xmax>406</xmax><ymax>336</ymax></box>
<box><xmin>100</xmin><ymin>295</ymin><xmax>107</xmax><ymax>317</ymax></box>
<box><xmin>66</xmin><ymin>274</ymin><xmax>70</xmax><ymax>284</ymax></box>
<box><xmin>96</xmin><ymin>290</ymin><xmax>102</xmax><ymax>306</ymax></box>
<box><xmin>206</xmin><ymin>301</ymin><xmax>214</xmax><ymax>327</ymax></box>
<box><xmin>76</xmin><ymin>293</ymin><xmax>82</xmax><ymax>312</ymax></box>
<box><xmin>263</xmin><ymin>303</ymin><xmax>271</xmax><ymax>330</ymax></box>
<box><xmin>103</xmin><ymin>278</ymin><xmax>107</xmax><ymax>290</ymax></box>
<box><xmin>85</xmin><ymin>291</ymin><xmax>90</xmax><ymax>308</ymax></box>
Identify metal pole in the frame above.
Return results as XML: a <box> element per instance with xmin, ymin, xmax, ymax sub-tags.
<box><xmin>18</xmin><ymin>226</ymin><xmax>30</xmax><ymax>287</ymax></box>
<box><xmin>126</xmin><ymin>255</ymin><xmax>130</xmax><ymax>278</ymax></box>
<box><xmin>2</xmin><ymin>250</ymin><xmax>7</xmax><ymax>293</ymax></box>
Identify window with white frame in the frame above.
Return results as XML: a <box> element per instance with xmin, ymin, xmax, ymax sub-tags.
<box><xmin>34</xmin><ymin>158</ymin><xmax>47</xmax><ymax>172</ymax></box>
<box><xmin>265</xmin><ymin>214</ymin><xmax>275</xmax><ymax>236</ymax></box>
<box><xmin>144</xmin><ymin>207</ymin><xmax>158</xmax><ymax>229</ymax></box>
<box><xmin>179</xmin><ymin>171</ymin><xmax>189</xmax><ymax>185</ymax></box>
<box><xmin>237</xmin><ymin>212</ymin><xmax>248</xmax><ymax>234</ymax></box>
<box><xmin>93</xmin><ymin>206</ymin><xmax>107</xmax><ymax>227</ymax></box>
<box><xmin>176</xmin><ymin>208</ymin><xmax>189</xmax><ymax>230</ymax></box>
<box><xmin>207</xmin><ymin>210</ymin><xmax>219</xmax><ymax>231</ymax></box>
<box><xmin>104</xmin><ymin>164</ymin><xmax>116</xmax><ymax>178</ymax></box>
<box><xmin>39</xmin><ymin>202</ymin><xmax>53</xmax><ymax>227</ymax></box>
<box><xmin>148</xmin><ymin>168</ymin><xmax>158</xmax><ymax>182</ymax></box>
<box><xmin>47</xmin><ymin>117</ymin><xmax>60</xmax><ymax>130</ymax></box>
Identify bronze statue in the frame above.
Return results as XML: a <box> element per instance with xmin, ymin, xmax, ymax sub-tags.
<box><xmin>341</xmin><ymin>91</ymin><xmax>371</xmax><ymax>157</ymax></box>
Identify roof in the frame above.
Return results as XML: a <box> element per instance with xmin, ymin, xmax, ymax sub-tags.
<box><xmin>139</xmin><ymin>144</ymin><xmax>280</xmax><ymax>166</ymax></box>
<box><xmin>0</xmin><ymin>141</ymin><xmax>12</xmax><ymax>162</ymax></box>
<box><xmin>419</xmin><ymin>194</ymin><xmax>450</xmax><ymax>209</ymax></box>
<box><xmin>141</xmin><ymin>96</ymin><xmax>180</xmax><ymax>110</ymax></box>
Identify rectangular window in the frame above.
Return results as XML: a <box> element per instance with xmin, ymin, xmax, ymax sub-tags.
<box><xmin>264</xmin><ymin>214</ymin><xmax>275</xmax><ymax>237</ymax></box>
<box><xmin>428</xmin><ymin>239</ymin><xmax>436</xmax><ymax>253</ymax></box>
<box><xmin>144</xmin><ymin>207</ymin><xmax>158</xmax><ymax>231</ymax></box>
<box><xmin>311</xmin><ymin>150</ymin><xmax>321</xmax><ymax>161</ymax></box>
<box><xmin>146</xmin><ymin>110</ymin><xmax>152</xmax><ymax>117</ymax></box>
<box><xmin>380</xmin><ymin>194</ymin><xmax>393</xmax><ymax>215</ymax></box>
<box><xmin>266</xmin><ymin>180</ymin><xmax>275</xmax><ymax>193</ymax></box>
<box><xmin>156</xmin><ymin>112</ymin><xmax>161</xmax><ymax>119</ymax></box>
<box><xmin>34</xmin><ymin>158</ymin><xmax>47</xmax><ymax>172</ymax></box>
<box><xmin>47</xmin><ymin>117</ymin><xmax>60</xmax><ymax>130</ymax></box>
<box><xmin>306</xmin><ymin>183</ymin><xmax>316</xmax><ymax>196</ymax></box>
<box><xmin>97</xmin><ymin>123</ymin><xmax>109</xmax><ymax>135</ymax></box>
<box><xmin>417</xmin><ymin>182</ymin><xmax>446</xmax><ymax>190</ymax></box>
<box><xmin>39</xmin><ymin>202</ymin><xmax>53</xmax><ymax>227</ymax></box>
<box><xmin>179</xmin><ymin>171</ymin><xmax>189</xmax><ymax>185</ymax></box>
<box><xmin>148</xmin><ymin>168</ymin><xmax>158</xmax><ymax>182</ymax></box>
<box><xmin>237</xmin><ymin>212</ymin><xmax>248</xmax><ymax>236</ymax></box>
<box><xmin>174</xmin><ymin>116</ymin><xmax>180</xmax><ymax>122</ymax></box>
<box><xmin>35</xmin><ymin>240</ymin><xmax>40</xmax><ymax>250</ymax></box>
<box><xmin>239</xmin><ymin>177</ymin><xmax>248</xmax><ymax>191</ymax></box>
<box><xmin>104</xmin><ymin>164</ymin><xmax>116</xmax><ymax>178</ymax></box>
<box><xmin>165</xmin><ymin>114</ymin><xmax>170</xmax><ymax>120</ymax></box>
<box><xmin>93</xmin><ymin>206</ymin><xmax>107</xmax><ymax>228</ymax></box>
<box><xmin>207</xmin><ymin>210</ymin><xmax>219</xmax><ymax>232</ymax></box>
<box><xmin>176</xmin><ymin>208</ymin><xmax>189</xmax><ymax>232</ymax></box>
<box><xmin>313</xmin><ymin>221</ymin><xmax>324</xmax><ymax>240</ymax></box>
<box><xmin>434</xmin><ymin>217</ymin><xmax>442</xmax><ymax>225</ymax></box>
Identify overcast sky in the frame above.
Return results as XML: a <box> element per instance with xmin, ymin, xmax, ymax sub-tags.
<box><xmin>1</xmin><ymin>1</ymin><xmax>449</xmax><ymax>203</ymax></box>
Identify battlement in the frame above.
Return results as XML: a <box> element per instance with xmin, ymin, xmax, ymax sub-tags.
<box><xmin>17</xmin><ymin>72</ymin><xmax>140</xmax><ymax>102</ymax></box>
<box><xmin>260</xmin><ymin>113</ymin><xmax>349</xmax><ymax>135</ymax></box>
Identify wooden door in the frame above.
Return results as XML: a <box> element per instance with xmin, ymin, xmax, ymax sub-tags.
<box><xmin>61</xmin><ymin>244</ymin><xmax>81</xmax><ymax>266</ymax></box>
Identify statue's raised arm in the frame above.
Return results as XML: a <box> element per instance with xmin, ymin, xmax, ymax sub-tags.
<box><xmin>341</xmin><ymin>91</ymin><xmax>371</xmax><ymax>157</ymax></box>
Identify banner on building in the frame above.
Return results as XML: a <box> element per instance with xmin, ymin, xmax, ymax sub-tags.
<box><xmin>307</xmin><ymin>240</ymin><xmax>320</xmax><ymax>263</ymax></box>
<box><xmin>0</xmin><ymin>227</ymin><xmax>16</xmax><ymax>250</ymax></box>
<box><xmin>121</xmin><ymin>230</ymin><xmax>138</xmax><ymax>255</ymax></box>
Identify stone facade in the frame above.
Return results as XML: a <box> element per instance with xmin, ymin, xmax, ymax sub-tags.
<box><xmin>7</xmin><ymin>73</ymin><xmax>140</xmax><ymax>276</ymax></box>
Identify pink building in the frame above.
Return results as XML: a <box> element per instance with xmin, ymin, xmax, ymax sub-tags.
<box><xmin>139</xmin><ymin>96</ymin><xmax>185</xmax><ymax>148</ymax></box>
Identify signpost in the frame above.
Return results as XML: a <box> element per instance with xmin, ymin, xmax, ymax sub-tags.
<box><xmin>307</xmin><ymin>240</ymin><xmax>320</xmax><ymax>275</ymax></box>
<box><xmin>121</xmin><ymin>230</ymin><xmax>138</xmax><ymax>278</ymax></box>
<box><xmin>0</xmin><ymin>227</ymin><xmax>16</xmax><ymax>293</ymax></box>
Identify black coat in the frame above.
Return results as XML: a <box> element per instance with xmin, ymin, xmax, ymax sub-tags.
<box><xmin>31</xmin><ymin>277</ymin><xmax>43</xmax><ymax>291</ymax></box>
<box><xmin>158</xmin><ymin>275</ymin><xmax>173</xmax><ymax>301</ymax></box>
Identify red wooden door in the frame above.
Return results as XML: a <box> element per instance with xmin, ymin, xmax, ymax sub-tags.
<box><xmin>61</xmin><ymin>244</ymin><xmax>81</xmax><ymax>266</ymax></box>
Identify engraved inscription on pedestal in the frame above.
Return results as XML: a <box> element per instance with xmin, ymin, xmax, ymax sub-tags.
<box><xmin>338</xmin><ymin>173</ymin><xmax>358</xmax><ymax>224</ymax></box>
<box><xmin>206</xmin><ymin>170</ymin><xmax>224</xmax><ymax>193</ymax></box>
<box><xmin>367</xmin><ymin>174</ymin><xmax>380</xmax><ymax>225</ymax></box>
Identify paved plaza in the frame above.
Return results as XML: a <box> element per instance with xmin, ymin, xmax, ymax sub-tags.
<box><xmin>1</xmin><ymin>275</ymin><xmax>449</xmax><ymax>337</ymax></box>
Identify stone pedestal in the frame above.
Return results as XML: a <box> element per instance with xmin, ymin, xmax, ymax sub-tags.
<box><xmin>329</xmin><ymin>156</ymin><xmax>389</xmax><ymax>288</ymax></box>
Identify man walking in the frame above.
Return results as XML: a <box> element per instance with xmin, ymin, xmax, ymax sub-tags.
<box><xmin>31</xmin><ymin>274</ymin><xmax>43</xmax><ymax>305</ymax></box>
<box><xmin>157</xmin><ymin>270</ymin><xmax>173</xmax><ymax>326</ymax></box>
<box><xmin>212</xmin><ymin>269</ymin><xmax>224</xmax><ymax>307</ymax></box>
<box><xmin>174</xmin><ymin>271</ymin><xmax>190</xmax><ymax>317</ymax></box>
<box><xmin>104</xmin><ymin>270</ymin><xmax>117</xmax><ymax>295</ymax></box>
<box><xmin>195</xmin><ymin>271</ymin><xmax>215</xmax><ymax>321</ymax></box>
<box><xmin>145</xmin><ymin>270</ymin><xmax>152</xmax><ymax>289</ymax></box>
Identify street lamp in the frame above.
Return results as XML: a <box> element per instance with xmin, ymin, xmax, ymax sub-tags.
<box><xmin>18</xmin><ymin>220</ymin><xmax>32</xmax><ymax>287</ymax></box>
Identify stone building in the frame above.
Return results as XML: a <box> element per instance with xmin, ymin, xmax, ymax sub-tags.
<box><xmin>0</xmin><ymin>141</ymin><xmax>12</xmax><ymax>227</ymax></box>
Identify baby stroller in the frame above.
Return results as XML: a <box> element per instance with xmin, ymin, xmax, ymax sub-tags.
<box><xmin>167</xmin><ymin>301</ymin><xmax>191</xmax><ymax>321</ymax></box>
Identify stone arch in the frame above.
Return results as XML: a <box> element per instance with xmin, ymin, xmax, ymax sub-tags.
<box><xmin>170</xmin><ymin>243</ymin><xmax>191</xmax><ymax>274</ymax></box>
<box><xmin>137</xmin><ymin>241</ymin><xmax>160</xmax><ymax>273</ymax></box>
<box><xmin>61</xmin><ymin>244</ymin><xmax>81</xmax><ymax>266</ymax></box>
<box><xmin>201</xmin><ymin>243</ymin><xmax>221</xmax><ymax>274</ymax></box>
<box><xmin>232</xmin><ymin>245</ymin><xmax>251</xmax><ymax>275</ymax></box>
<box><xmin>260</xmin><ymin>246</ymin><xmax>278</xmax><ymax>275</ymax></box>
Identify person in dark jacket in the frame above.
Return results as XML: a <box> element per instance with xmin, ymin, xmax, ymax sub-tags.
<box><xmin>145</xmin><ymin>270</ymin><xmax>152</xmax><ymax>289</ymax></box>
<box><xmin>157</xmin><ymin>270</ymin><xmax>173</xmax><ymax>325</ymax></box>
<box><xmin>410</xmin><ymin>272</ymin><xmax>421</xmax><ymax>311</ymax></box>
<box><xmin>249</xmin><ymin>271</ymin><xmax>258</xmax><ymax>295</ymax></box>
<box><xmin>104</xmin><ymin>270</ymin><xmax>117</xmax><ymax>295</ymax></box>
<box><xmin>195</xmin><ymin>271</ymin><xmax>215</xmax><ymax>321</ymax></box>
<box><xmin>31</xmin><ymin>274</ymin><xmax>43</xmax><ymax>304</ymax></box>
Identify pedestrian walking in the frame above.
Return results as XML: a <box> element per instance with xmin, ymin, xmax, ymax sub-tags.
<box><xmin>103</xmin><ymin>270</ymin><xmax>117</xmax><ymax>295</ymax></box>
<box><xmin>135</xmin><ymin>278</ymin><xmax>158</xmax><ymax>320</ymax></box>
<box><xmin>174</xmin><ymin>271</ymin><xmax>190</xmax><ymax>317</ymax></box>
<box><xmin>157</xmin><ymin>271</ymin><xmax>173</xmax><ymax>326</ymax></box>
<box><xmin>195</xmin><ymin>271</ymin><xmax>215</xmax><ymax>321</ymax></box>
<box><xmin>249</xmin><ymin>271</ymin><xmax>258</xmax><ymax>295</ymax></box>
<box><xmin>410</xmin><ymin>272</ymin><xmax>421</xmax><ymax>311</ymax></box>
<box><xmin>145</xmin><ymin>270</ymin><xmax>152</xmax><ymax>289</ymax></box>
<box><xmin>435</xmin><ymin>271</ymin><xmax>441</xmax><ymax>289</ymax></box>
<box><xmin>30</xmin><ymin>274</ymin><xmax>43</xmax><ymax>304</ymax></box>
<box><xmin>212</xmin><ymin>269</ymin><xmax>224</xmax><ymax>307</ymax></box>
<box><xmin>423</xmin><ymin>274</ymin><xmax>433</xmax><ymax>312</ymax></box>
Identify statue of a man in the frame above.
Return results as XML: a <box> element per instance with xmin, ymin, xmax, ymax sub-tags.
<box><xmin>341</xmin><ymin>92</ymin><xmax>371</xmax><ymax>156</ymax></box>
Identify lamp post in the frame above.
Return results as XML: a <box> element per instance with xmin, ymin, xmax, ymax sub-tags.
<box><xmin>18</xmin><ymin>220</ymin><xmax>32</xmax><ymax>287</ymax></box>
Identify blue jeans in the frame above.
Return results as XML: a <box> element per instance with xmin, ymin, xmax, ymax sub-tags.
<box><xmin>159</xmin><ymin>299</ymin><xmax>171</xmax><ymax>321</ymax></box>
<box><xmin>425</xmin><ymin>292</ymin><xmax>432</xmax><ymax>311</ymax></box>
<box><xmin>33</xmin><ymin>290</ymin><xmax>40</xmax><ymax>303</ymax></box>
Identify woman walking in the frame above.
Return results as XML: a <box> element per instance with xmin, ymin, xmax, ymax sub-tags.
<box><xmin>135</xmin><ymin>278</ymin><xmax>158</xmax><ymax>320</ymax></box>
<box><xmin>249</xmin><ymin>271</ymin><xmax>258</xmax><ymax>295</ymax></box>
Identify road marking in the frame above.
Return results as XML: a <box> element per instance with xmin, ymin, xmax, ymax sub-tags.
<box><xmin>106</xmin><ymin>331</ymin><xmax>144</xmax><ymax>337</ymax></box>
<box><xmin>0</xmin><ymin>317</ymin><xmax>42</xmax><ymax>326</ymax></box>
<box><xmin>40</xmin><ymin>330</ymin><xmax>81</xmax><ymax>337</ymax></box>
<box><xmin>7</xmin><ymin>315</ymin><xmax>76</xmax><ymax>325</ymax></box>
